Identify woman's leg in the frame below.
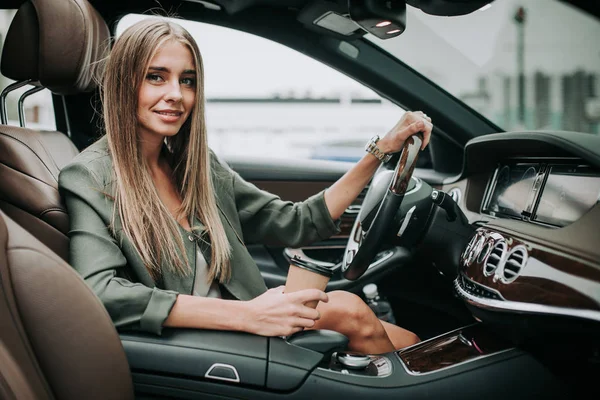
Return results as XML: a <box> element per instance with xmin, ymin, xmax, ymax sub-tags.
<box><xmin>312</xmin><ymin>290</ymin><xmax>420</xmax><ymax>354</ymax></box>
<box><xmin>380</xmin><ymin>319</ymin><xmax>420</xmax><ymax>349</ymax></box>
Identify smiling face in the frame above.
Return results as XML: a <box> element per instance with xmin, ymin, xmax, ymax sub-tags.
<box><xmin>137</xmin><ymin>39</ymin><xmax>197</xmax><ymax>144</ymax></box>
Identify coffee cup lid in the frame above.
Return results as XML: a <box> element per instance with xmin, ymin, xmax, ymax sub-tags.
<box><xmin>289</xmin><ymin>255</ymin><xmax>333</xmax><ymax>278</ymax></box>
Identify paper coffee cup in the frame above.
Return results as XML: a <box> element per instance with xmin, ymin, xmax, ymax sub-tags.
<box><xmin>285</xmin><ymin>255</ymin><xmax>333</xmax><ymax>308</ymax></box>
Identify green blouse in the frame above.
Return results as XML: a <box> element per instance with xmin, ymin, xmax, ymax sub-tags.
<box><xmin>58</xmin><ymin>136</ymin><xmax>340</xmax><ymax>335</ymax></box>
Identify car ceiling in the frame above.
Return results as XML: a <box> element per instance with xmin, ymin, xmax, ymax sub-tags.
<box><xmin>203</xmin><ymin>0</ymin><xmax>599</xmax><ymax>18</ymax></box>
<box><xmin>1</xmin><ymin>0</ymin><xmax>597</xmax><ymax>18</ymax></box>
<box><xmin>128</xmin><ymin>0</ymin><xmax>599</xmax><ymax>18</ymax></box>
<box><xmin>178</xmin><ymin>0</ymin><xmax>493</xmax><ymax>15</ymax></box>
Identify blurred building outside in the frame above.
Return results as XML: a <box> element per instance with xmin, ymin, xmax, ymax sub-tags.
<box><xmin>463</xmin><ymin>70</ymin><xmax>599</xmax><ymax>134</ymax></box>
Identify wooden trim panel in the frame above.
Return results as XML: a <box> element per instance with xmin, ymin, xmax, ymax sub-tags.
<box><xmin>397</xmin><ymin>324</ymin><xmax>512</xmax><ymax>375</ymax></box>
<box><xmin>459</xmin><ymin>228</ymin><xmax>600</xmax><ymax>311</ymax></box>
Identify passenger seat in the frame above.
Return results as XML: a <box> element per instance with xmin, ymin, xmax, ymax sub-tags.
<box><xmin>0</xmin><ymin>0</ymin><xmax>109</xmax><ymax>260</ymax></box>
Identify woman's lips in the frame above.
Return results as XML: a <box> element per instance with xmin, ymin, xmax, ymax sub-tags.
<box><xmin>154</xmin><ymin>110</ymin><xmax>183</xmax><ymax>123</ymax></box>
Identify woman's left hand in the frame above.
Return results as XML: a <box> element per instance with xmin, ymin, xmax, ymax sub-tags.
<box><xmin>377</xmin><ymin>111</ymin><xmax>433</xmax><ymax>153</ymax></box>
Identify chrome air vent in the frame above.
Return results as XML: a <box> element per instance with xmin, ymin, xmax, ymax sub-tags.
<box><xmin>484</xmin><ymin>240</ymin><xmax>506</xmax><ymax>276</ymax></box>
<box><xmin>462</xmin><ymin>235</ymin><xmax>476</xmax><ymax>264</ymax></box>
<box><xmin>502</xmin><ymin>245</ymin><xmax>528</xmax><ymax>283</ymax></box>
<box><xmin>477</xmin><ymin>240</ymin><xmax>493</xmax><ymax>264</ymax></box>
<box><xmin>465</xmin><ymin>234</ymin><xmax>478</xmax><ymax>253</ymax></box>
<box><xmin>462</xmin><ymin>233</ymin><xmax>481</xmax><ymax>266</ymax></box>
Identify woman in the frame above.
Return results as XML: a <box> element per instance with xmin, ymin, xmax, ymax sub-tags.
<box><xmin>58</xmin><ymin>19</ymin><xmax>432</xmax><ymax>354</ymax></box>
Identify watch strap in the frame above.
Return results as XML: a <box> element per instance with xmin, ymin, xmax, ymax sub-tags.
<box><xmin>365</xmin><ymin>135</ymin><xmax>392</xmax><ymax>163</ymax></box>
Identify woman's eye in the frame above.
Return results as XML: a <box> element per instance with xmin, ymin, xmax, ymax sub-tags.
<box><xmin>181</xmin><ymin>77</ymin><xmax>196</xmax><ymax>86</ymax></box>
<box><xmin>146</xmin><ymin>74</ymin><xmax>163</xmax><ymax>82</ymax></box>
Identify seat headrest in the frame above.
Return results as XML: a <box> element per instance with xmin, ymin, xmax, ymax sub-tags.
<box><xmin>0</xmin><ymin>0</ymin><xmax>110</xmax><ymax>95</ymax></box>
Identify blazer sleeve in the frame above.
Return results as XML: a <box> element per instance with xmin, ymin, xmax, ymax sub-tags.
<box><xmin>59</xmin><ymin>161</ymin><xmax>178</xmax><ymax>335</ymax></box>
<box><xmin>216</xmin><ymin>161</ymin><xmax>341</xmax><ymax>247</ymax></box>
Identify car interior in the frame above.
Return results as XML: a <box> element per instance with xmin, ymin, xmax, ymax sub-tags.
<box><xmin>0</xmin><ymin>0</ymin><xmax>599</xmax><ymax>399</ymax></box>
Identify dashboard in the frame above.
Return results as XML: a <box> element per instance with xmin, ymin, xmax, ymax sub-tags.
<box><xmin>440</xmin><ymin>131</ymin><xmax>600</xmax><ymax>331</ymax></box>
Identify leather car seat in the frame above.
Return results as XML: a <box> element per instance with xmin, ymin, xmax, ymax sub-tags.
<box><xmin>0</xmin><ymin>210</ymin><xmax>134</xmax><ymax>400</ymax></box>
<box><xmin>0</xmin><ymin>0</ymin><xmax>109</xmax><ymax>261</ymax></box>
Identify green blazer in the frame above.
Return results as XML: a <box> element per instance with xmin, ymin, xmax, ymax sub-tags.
<box><xmin>58</xmin><ymin>136</ymin><xmax>340</xmax><ymax>335</ymax></box>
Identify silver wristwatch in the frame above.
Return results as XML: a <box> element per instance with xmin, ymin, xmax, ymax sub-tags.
<box><xmin>365</xmin><ymin>135</ymin><xmax>392</xmax><ymax>163</ymax></box>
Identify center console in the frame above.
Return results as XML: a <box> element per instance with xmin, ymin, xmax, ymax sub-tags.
<box><xmin>121</xmin><ymin>324</ymin><xmax>569</xmax><ymax>399</ymax></box>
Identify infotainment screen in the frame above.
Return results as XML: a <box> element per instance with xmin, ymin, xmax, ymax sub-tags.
<box><xmin>534</xmin><ymin>165</ymin><xmax>600</xmax><ymax>226</ymax></box>
<box><xmin>484</xmin><ymin>164</ymin><xmax>541</xmax><ymax>218</ymax></box>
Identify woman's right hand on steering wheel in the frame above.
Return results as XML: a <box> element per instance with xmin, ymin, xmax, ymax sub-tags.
<box><xmin>242</xmin><ymin>286</ymin><xmax>328</xmax><ymax>337</ymax></box>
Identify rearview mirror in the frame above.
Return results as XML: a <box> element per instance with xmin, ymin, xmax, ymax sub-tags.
<box><xmin>348</xmin><ymin>0</ymin><xmax>407</xmax><ymax>39</ymax></box>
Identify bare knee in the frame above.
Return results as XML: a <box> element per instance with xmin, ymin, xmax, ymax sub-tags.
<box><xmin>383</xmin><ymin>322</ymin><xmax>421</xmax><ymax>349</ymax></box>
<box><xmin>404</xmin><ymin>332</ymin><xmax>421</xmax><ymax>347</ymax></box>
<box><xmin>327</xmin><ymin>291</ymin><xmax>370</xmax><ymax>320</ymax></box>
<box><xmin>325</xmin><ymin>291</ymin><xmax>385</xmax><ymax>339</ymax></box>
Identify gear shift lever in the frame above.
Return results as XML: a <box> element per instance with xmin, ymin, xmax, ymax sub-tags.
<box><xmin>336</xmin><ymin>351</ymin><xmax>371</xmax><ymax>369</ymax></box>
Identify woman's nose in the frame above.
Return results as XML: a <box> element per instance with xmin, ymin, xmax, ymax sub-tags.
<box><xmin>164</xmin><ymin>81</ymin><xmax>183</xmax><ymax>102</ymax></box>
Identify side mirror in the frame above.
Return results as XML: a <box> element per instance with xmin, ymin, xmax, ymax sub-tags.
<box><xmin>348</xmin><ymin>0</ymin><xmax>407</xmax><ymax>39</ymax></box>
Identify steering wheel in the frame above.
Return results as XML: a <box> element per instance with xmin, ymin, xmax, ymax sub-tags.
<box><xmin>342</xmin><ymin>133</ymin><xmax>424</xmax><ymax>280</ymax></box>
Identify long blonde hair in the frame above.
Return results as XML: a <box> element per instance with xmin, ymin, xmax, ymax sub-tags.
<box><xmin>102</xmin><ymin>19</ymin><xmax>231</xmax><ymax>282</ymax></box>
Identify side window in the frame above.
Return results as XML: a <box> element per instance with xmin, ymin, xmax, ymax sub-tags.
<box><xmin>117</xmin><ymin>14</ymin><xmax>404</xmax><ymax>163</ymax></box>
<box><xmin>0</xmin><ymin>10</ymin><xmax>57</xmax><ymax>131</ymax></box>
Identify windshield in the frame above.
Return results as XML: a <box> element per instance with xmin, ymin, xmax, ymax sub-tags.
<box><xmin>366</xmin><ymin>0</ymin><xmax>600</xmax><ymax>135</ymax></box>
